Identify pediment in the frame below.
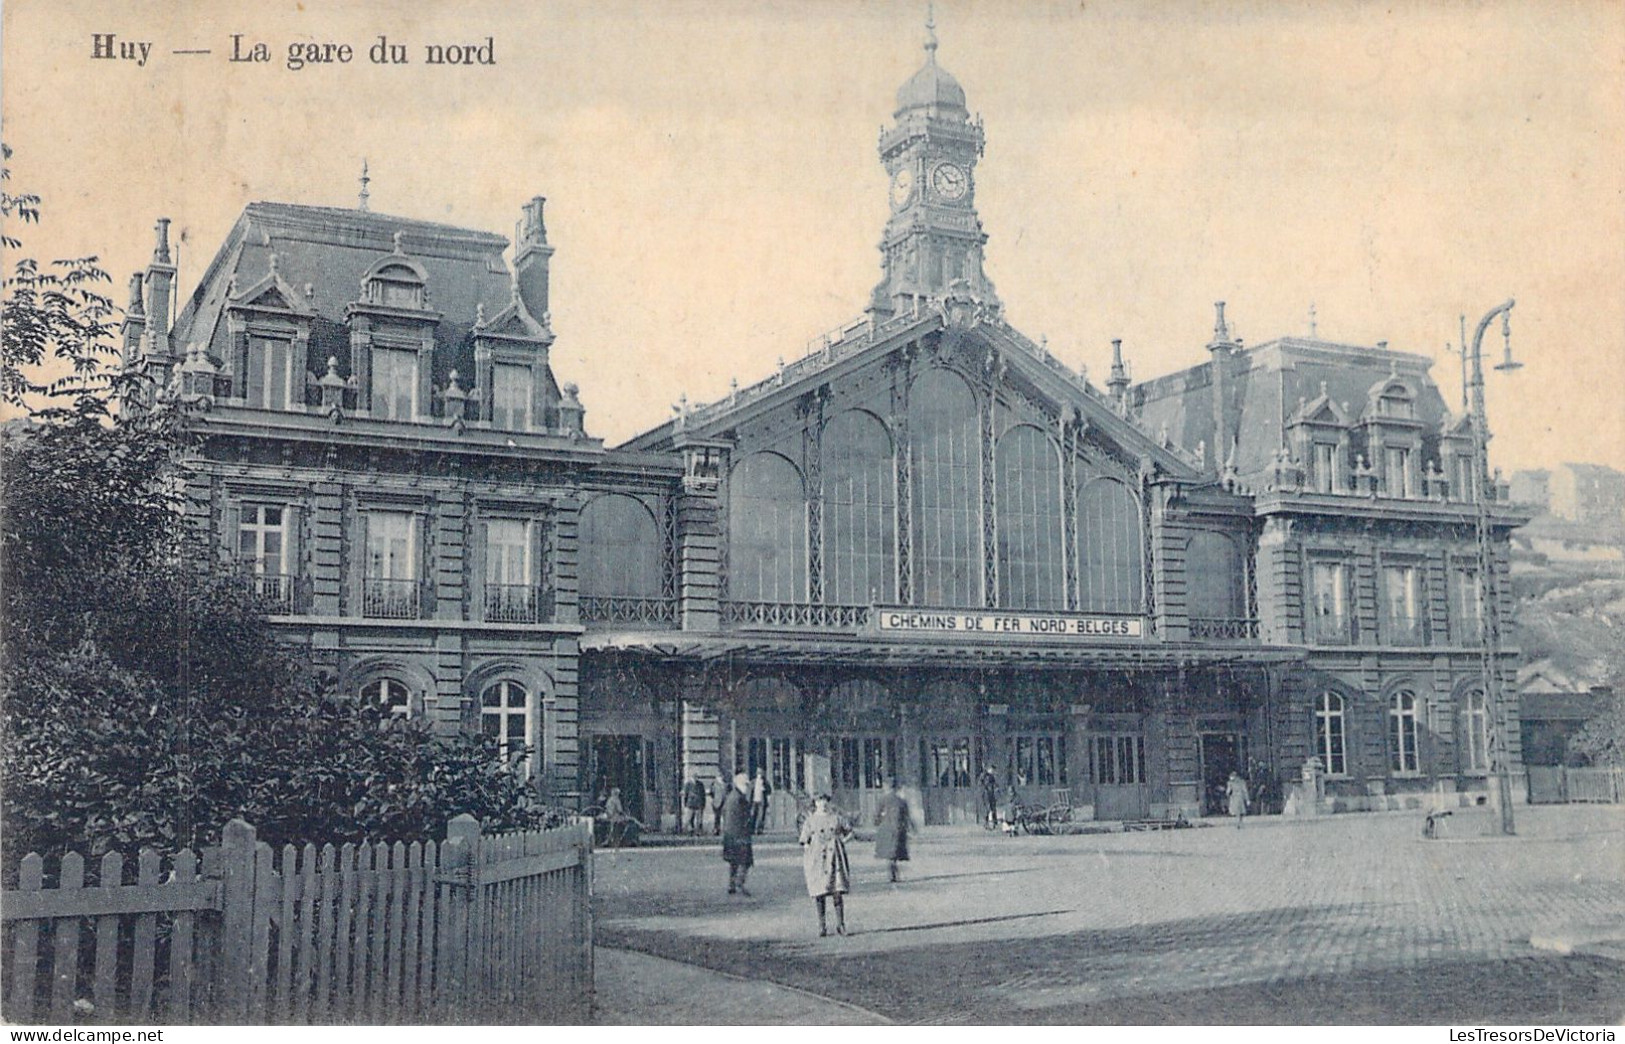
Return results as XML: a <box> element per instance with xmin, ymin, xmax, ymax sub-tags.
<box><xmin>474</xmin><ymin>284</ymin><xmax>552</xmax><ymax>344</ymax></box>
<box><xmin>1288</xmin><ymin>385</ymin><xmax>1349</xmax><ymax>427</ymax></box>
<box><xmin>230</xmin><ymin>256</ymin><xmax>313</xmax><ymax>317</ymax></box>
<box><xmin>645</xmin><ymin>309</ymin><xmax>1199</xmax><ymax>479</ymax></box>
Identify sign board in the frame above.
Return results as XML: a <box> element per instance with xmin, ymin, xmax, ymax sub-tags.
<box><xmin>872</xmin><ymin>607</ymin><xmax>1144</xmax><ymax>639</ymax></box>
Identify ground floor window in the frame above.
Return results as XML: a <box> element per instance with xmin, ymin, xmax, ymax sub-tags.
<box><xmin>1091</xmin><ymin>733</ymin><xmax>1145</xmax><ymax>785</ymax></box>
<box><xmin>836</xmin><ymin>736</ymin><xmax>896</xmax><ymax>790</ymax></box>
<box><xmin>1007</xmin><ymin>733</ymin><xmax>1067</xmax><ymax>786</ymax></box>
<box><xmin>1462</xmin><ymin>688</ymin><xmax>1490</xmax><ymax>773</ymax></box>
<box><xmin>921</xmin><ymin>736</ymin><xmax>981</xmax><ymax>789</ymax></box>
<box><xmin>482</xmin><ymin>680</ymin><xmax>530</xmax><ymax>768</ymax></box>
<box><xmin>360</xmin><ymin>677</ymin><xmax>412</xmax><ymax>718</ymax></box>
<box><xmin>735</xmin><ymin>735</ymin><xmax>805</xmax><ymax>792</ymax></box>
<box><xmin>1315</xmin><ymin>690</ymin><xmax>1347</xmax><ymax>776</ymax></box>
<box><xmin>1389</xmin><ymin>690</ymin><xmax>1420</xmax><ymax>774</ymax></box>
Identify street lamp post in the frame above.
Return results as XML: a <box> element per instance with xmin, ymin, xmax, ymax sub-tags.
<box><xmin>1465</xmin><ymin>299</ymin><xmax>1518</xmax><ymax>835</ymax></box>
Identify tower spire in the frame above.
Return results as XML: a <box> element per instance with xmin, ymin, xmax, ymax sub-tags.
<box><xmin>357</xmin><ymin>159</ymin><xmax>370</xmax><ymax>212</ymax></box>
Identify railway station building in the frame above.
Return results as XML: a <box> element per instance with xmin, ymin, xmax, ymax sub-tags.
<box><xmin>126</xmin><ymin>29</ymin><xmax>1529</xmax><ymax>828</ymax></box>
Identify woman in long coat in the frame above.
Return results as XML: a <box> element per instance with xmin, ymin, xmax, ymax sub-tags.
<box><xmin>1226</xmin><ymin>771</ymin><xmax>1250</xmax><ymax>829</ymax></box>
<box><xmin>873</xmin><ymin>777</ymin><xmax>911</xmax><ymax>882</ymax></box>
<box><xmin>799</xmin><ymin>794</ymin><xmax>852</xmax><ymax>936</ymax></box>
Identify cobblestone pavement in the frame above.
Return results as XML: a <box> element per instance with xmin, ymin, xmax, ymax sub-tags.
<box><xmin>592</xmin><ymin>804</ymin><xmax>1625</xmax><ymax>1024</ymax></box>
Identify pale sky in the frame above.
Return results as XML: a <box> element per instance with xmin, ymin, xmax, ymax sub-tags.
<box><xmin>4</xmin><ymin>0</ymin><xmax>1622</xmax><ymax>473</ymax></box>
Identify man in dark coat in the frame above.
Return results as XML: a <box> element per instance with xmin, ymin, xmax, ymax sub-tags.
<box><xmin>979</xmin><ymin>764</ymin><xmax>999</xmax><ymax>827</ymax></box>
<box><xmin>873</xmin><ymin>777</ymin><xmax>911</xmax><ymax>883</ymax></box>
<box><xmin>682</xmin><ymin>774</ymin><xmax>707</xmax><ymax>835</ymax></box>
<box><xmin>720</xmin><ymin>771</ymin><xmax>755</xmax><ymax>895</ymax></box>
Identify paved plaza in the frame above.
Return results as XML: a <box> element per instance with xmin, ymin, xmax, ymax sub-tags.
<box><xmin>591</xmin><ymin>805</ymin><xmax>1625</xmax><ymax>1024</ymax></box>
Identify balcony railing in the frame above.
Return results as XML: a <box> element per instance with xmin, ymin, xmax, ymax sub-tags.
<box><xmin>233</xmin><ymin>571</ymin><xmax>297</xmax><ymax>614</ymax></box>
<box><xmin>579</xmin><ymin>595</ymin><xmax>678</xmax><ymax>625</ymax></box>
<box><xmin>1188</xmin><ymin>617</ymin><xmax>1260</xmax><ymax>642</ymax></box>
<box><xmin>484</xmin><ymin>584</ymin><xmax>554</xmax><ymax>624</ymax></box>
<box><xmin>722</xmin><ymin>601</ymin><xmax>871</xmax><ymax>631</ymax></box>
<box><xmin>363</xmin><ymin>577</ymin><xmax>421</xmax><ymax>620</ymax></box>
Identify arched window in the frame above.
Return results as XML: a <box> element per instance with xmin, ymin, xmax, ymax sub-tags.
<box><xmin>579</xmin><ymin>494</ymin><xmax>661</xmax><ymax>599</ymax></box>
<box><xmin>822</xmin><ymin>410</ymin><xmax>896</xmax><ymax>604</ymax></box>
<box><xmin>729</xmin><ymin>453</ymin><xmax>806</xmax><ymax>602</ymax></box>
<box><xmin>1389</xmin><ymin>690</ymin><xmax>1420</xmax><ymax>774</ymax></box>
<box><xmin>1078</xmin><ymin>477</ymin><xmax>1143</xmax><ymax>614</ymax></box>
<box><xmin>482</xmin><ymin>680</ymin><xmax>530</xmax><ymax>765</ymax></box>
<box><xmin>1314</xmin><ymin>691</ymin><xmax>1346</xmax><ymax>776</ymax></box>
<box><xmin>1186</xmin><ymin>532</ymin><xmax>1245</xmax><ymax>620</ymax></box>
<box><xmin>995</xmin><ymin>425</ymin><xmax>1065</xmax><ymax>610</ymax></box>
<box><xmin>360</xmin><ymin>677</ymin><xmax>412</xmax><ymax>718</ymax></box>
<box><xmin>1462</xmin><ymin>688</ymin><xmax>1490</xmax><ymax>773</ymax></box>
<box><xmin>909</xmin><ymin>369</ymin><xmax>980</xmax><ymax>606</ymax></box>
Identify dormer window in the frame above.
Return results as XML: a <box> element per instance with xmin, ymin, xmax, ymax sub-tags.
<box><xmin>491</xmin><ymin>362</ymin><xmax>533</xmax><ymax>431</ymax></box>
<box><xmin>244</xmin><ymin>335</ymin><xmax>291</xmax><ymax>409</ymax></box>
<box><xmin>1376</xmin><ymin>390</ymin><xmax>1414</xmax><ymax>419</ymax></box>
<box><xmin>372</xmin><ymin>346</ymin><xmax>418</xmax><ymax>420</ymax></box>
<box><xmin>366</xmin><ymin>262</ymin><xmax>425</xmax><ymax>310</ymax></box>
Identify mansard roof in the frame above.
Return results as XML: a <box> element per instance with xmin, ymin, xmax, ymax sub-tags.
<box><xmin>169</xmin><ymin>202</ymin><xmax>516</xmax><ymax>389</ymax></box>
<box><xmin>1134</xmin><ymin>335</ymin><xmax>1449</xmax><ymax>484</ymax></box>
<box><xmin>620</xmin><ymin>306</ymin><xmax>1203</xmax><ymax>480</ymax></box>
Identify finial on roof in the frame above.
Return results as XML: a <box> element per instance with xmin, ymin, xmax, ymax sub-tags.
<box><xmin>267</xmin><ymin>252</ymin><xmax>279</xmax><ymax>275</ymax></box>
<box><xmin>1320</xmin><ymin>380</ymin><xmax>1329</xmax><ymax>398</ymax></box>
<box><xmin>1213</xmin><ymin>301</ymin><xmax>1230</xmax><ymax>343</ymax></box>
<box><xmin>391</xmin><ymin>230</ymin><xmax>404</xmax><ymax>254</ymax></box>
<box><xmin>924</xmin><ymin>3</ymin><xmax>938</xmax><ymax>60</ymax></box>
<box><xmin>475</xmin><ymin>302</ymin><xmax>487</xmax><ymax>328</ymax></box>
<box><xmin>1308</xmin><ymin>302</ymin><xmax>1317</xmax><ymax>338</ymax></box>
<box><xmin>358</xmin><ymin>159</ymin><xmax>370</xmax><ymax>212</ymax></box>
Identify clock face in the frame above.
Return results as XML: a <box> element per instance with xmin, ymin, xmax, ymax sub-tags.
<box><xmin>932</xmin><ymin>162</ymin><xmax>968</xmax><ymax>201</ymax></box>
<box><xmin>889</xmin><ymin>167</ymin><xmax>916</xmax><ymax>210</ymax></box>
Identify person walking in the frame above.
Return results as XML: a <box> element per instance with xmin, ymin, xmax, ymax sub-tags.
<box><xmin>751</xmin><ymin>766</ymin><xmax>772</xmax><ymax>835</ymax></box>
<box><xmin>799</xmin><ymin>794</ymin><xmax>852</xmax><ymax>936</ymax></box>
<box><xmin>873</xmin><ymin>777</ymin><xmax>911</xmax><ymax>883</ymax></box>
<box><xmin>603</xmin><ymin>787</ymin><xmax>630</xmax><ymax>849</ymax></box>
<box><xmin>682</xmin><ymin>774</ymin><xmax>707</xmax><ymax>835</ymax></box>
<box><xmin>720</xmin><ymin>771</ymin><xmax>755</xmax><ymax>895</ymax></box>
<box><xmin>979</xmin><ymin>764</ymin><xmax>999</xmax><ymax>828</ymax></box>
<box><xmin>710</xmin><ymin>774</ymin><xmax>728</xmax><ymax>836</ymax></box>
<box><xmin>1226</xmin><ymin>770</ymin><xmax>1251</xmax><ymax>829</ymax></box>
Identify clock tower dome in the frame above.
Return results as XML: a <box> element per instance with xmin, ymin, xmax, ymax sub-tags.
<box><xmin>870</xmin><ymin>11</ymin><xmax>999</xmax><ymax>321</ymax></box>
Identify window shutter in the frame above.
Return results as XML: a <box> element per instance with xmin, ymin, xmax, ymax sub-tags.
<box><xmin>353</xmin><ymin>511</ymin><xmax>369</xmax><ymax>616</ymax></box>
<box><xmin>220</xmin><ymin>503</ymin><xmax>242</xmax><ymax>566</ymax></box>
<box><xmin>419</xmin><ymin>512</ymin><xmax>435</xmax><ymax>615</ymax></box>
<box><xmin>283</xmin><ymin>503</ymin><xmax>303</xmax><ymax>611</ymax></box>
<box><xmin>531</xmin><ymin>517</ymin><xmax>548</xmax><ymax>599</ymax></box>
<box><xmin>472</xmin><ymin>519</ymin><xmax>489</xmax><ymax>622</ymax></box>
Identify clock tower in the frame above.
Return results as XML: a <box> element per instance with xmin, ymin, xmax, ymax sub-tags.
<box><xmin>870</xmin><ymin>12</ymin><xmax>999</xmax><ymax>321</ymax></box>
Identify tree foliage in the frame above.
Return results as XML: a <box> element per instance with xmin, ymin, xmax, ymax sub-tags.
<box><xmin>1</xmin><ymin>147</ymin><xmax>554</xmax><ymax>867</ymax></box>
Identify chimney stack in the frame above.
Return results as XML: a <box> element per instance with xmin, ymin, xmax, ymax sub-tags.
<box><xmin>513</xmin><ymin>196</ymin><xmax>554</xmax><ymax>325</ymax></box>
<box><xmin>1207</xmin><ymin>301</ymin><xmax>1239</xmax><ymax>473</ymax></box>
<box><xmin>120</xmin><ymin>273</ymin><xmax>146</xmax><ymax>367</ymax></box>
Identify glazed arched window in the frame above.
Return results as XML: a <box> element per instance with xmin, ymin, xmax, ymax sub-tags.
<box><xmin>909</xmin><ymin>369</ymin><xmax>980</xmax><ymax>607</ymax></box>
<box><xmin>729</xmin><ymin>453</ymin><xmax>807</xmax><ymax>603</ymax></box>
<box><xmin>1389</xmin><ymin>690</ymin><xmax>1421</xmax><ymax>774</ymax></box>
<box><xmin>1462</xmin><ymin>688</ymin><xmax>1490</xmax><ymax>773</ymax></box>
<box><xmin>822</xmin><ymin>410</ymin><xmax>896</xmax><ymax>605</ymax></box>
<box><xmin>481</xmin><ymin>680</ymin><xmax>530</xmax><ymax>766</ymax></box>
<box><xmin>1186</xmin><ymin>532</ymin><xmax>1245</xmax><ymax>619</ymax></box>
<box><xmin>1314</xmin><ymin>690</ymin><xmax>1346</xmax><ymax>776</ymax></box>
<box><xmin>579</xmin><ymin>494</ymin><xmax>662</xmax><ymax>599</ymax></box>
<box><xmin>1078</xmin><ymin>477</ymin><xmax>1143</xmax><ymax>614</ymax></box>
<box><xmin>995</xmin><ymin>425</ymin><xmax>1064</xmax><ymax>610</ymax></box>
<box><xmin>360</xmin><ymin>677</ymin><xmax>412</xmax><ymax>718</ymax></box>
